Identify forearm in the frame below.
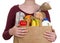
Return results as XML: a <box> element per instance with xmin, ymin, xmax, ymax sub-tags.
<box><xmin>2</xmin><ymin>30</ymin><xmax>12</xmax><ymax>40</ymax></box>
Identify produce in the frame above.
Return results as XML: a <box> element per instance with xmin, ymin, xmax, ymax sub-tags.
<box><xmin>19</xmin><ymin>20</ymin><xmax>27</xmax><ymax>27</ymax></box>
<box><xmin>35</xmin><ymin>18</ymin><xmax>42</xmax><ymax>26</ymax></box>
<box><xmin>25</xmin><ymin>15</ymin><xmax>31</xmax><ymax>19</ymax></box>
<box><xmin>31</xmin><ymin>16</ymin><xmax>41</xmax><ymax>26</ymax></box>
<box><xmin>24</xmin><ymin>15</ymin><xmax>32</xmax><ymax>26</ymax></box>
<box><xmin>31</xmin><ymin>19</ymin><xmax>37</xmax><ymax>26</ymax></box>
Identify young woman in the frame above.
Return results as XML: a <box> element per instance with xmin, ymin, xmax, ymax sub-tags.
<box><xmin>3</xmin><ymin>0</ymin><xmax>56</xmax><ymax>42</ymax></box>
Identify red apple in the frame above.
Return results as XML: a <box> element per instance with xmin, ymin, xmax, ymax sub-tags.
<box><xmin>19</xmin><ymin>20</ymin><xmax>27</xmax><ymax>26</ymax></box>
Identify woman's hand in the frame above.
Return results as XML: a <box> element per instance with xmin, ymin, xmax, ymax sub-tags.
<box><xmin>43</xmin><ymin>29</ymin><xmax>57</xmax><ymax>42</ymax></box>
<box><xmin>9</xmin><ymin>25</ymin><xmax>28</xmax><ymax>38</ymax></box>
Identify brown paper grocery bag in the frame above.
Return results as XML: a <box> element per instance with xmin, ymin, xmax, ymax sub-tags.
<box><xmin>13</xmin><ymin>26</ymin><xmax>52</xmax><ymax>43</ymax></box>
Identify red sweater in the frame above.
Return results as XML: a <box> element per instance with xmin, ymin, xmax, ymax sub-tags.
<box><xmin>2</xmin><ymin>5</ymin><xmax>51</xmax><ymax>40</ymax></box>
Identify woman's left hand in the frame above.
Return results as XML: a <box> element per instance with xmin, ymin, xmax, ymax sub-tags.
<box><xmin>43</xmin><ymin>29</ymin><xmax>57</xmax><ymax>42</ymax></box>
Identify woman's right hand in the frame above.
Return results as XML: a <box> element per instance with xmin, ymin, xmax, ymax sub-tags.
<box><xmin>9</xmin><ymin>25</ymin><xmax>28</xmax><ymax>38</ymax></box>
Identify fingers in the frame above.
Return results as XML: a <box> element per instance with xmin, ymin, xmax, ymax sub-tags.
<box><xmin>16</xmin><ymin>27</ymin><xmax>28</xmax><ymax>33</ymax></box>
<box><xmin>18</xmin><ymin>27</ymin><xmax>27</xmax><ymax>30</ymax></box>
<box><xmin>17</xmin><ymin>29</ymin><xmax>28</xmax><ymax>33</ymax></box>
<box><xmin>14</xmin><ymin>27</ymin><xmax>28</xmax><ymax>38</ymax></box>
<box><xmin>44</xmin><ymin>31</ymin><xmax>54</xmax><ymax>37</ymax></box>
<box><xmin>44</xmin><ymin>35</ymin><xmax>55</xmax><ymax>42</ymax></box>
<box><xmin>17</xmin><ymin>29</ymin><xmax>28</xmax><ymax>36</ymax></box>
<box><xmin>17</xmin><ymin>32</ymin><xmax>27</xmax><ymax>36</ymax></box>
<box><xmin>15</xmin><ymin>31</ymin><xmax>28</xmax><ymax>38</ymax></box>
<box><xmin>43</xmin><ymin>31</ymin><xmax>56</xmax><ymax>42</ymax></box>
<box><xmin>15</xmin><ymin>34</ymin><xmax>25</xmax><ymax>38</ymax></box>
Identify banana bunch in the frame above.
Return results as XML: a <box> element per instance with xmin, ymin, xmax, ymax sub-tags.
<box><xmin>31</xmin><ymin>17</ymin><xmax>42</xmax><ymax>26</ymax></box>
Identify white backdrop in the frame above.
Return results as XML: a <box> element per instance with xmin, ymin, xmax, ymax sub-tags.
<box><xmin>0</xmin><ymin>0</ymin><xmax>60</xmax><ymax>43</ymax></box>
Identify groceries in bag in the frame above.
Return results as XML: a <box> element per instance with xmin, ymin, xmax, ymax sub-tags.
<box><xmin>24</xmin><ymin>15</ymin><xmax>32</xmax><ymax>26</ymax></box>
<box><xmin>42</xmin><ymin>18</ymin><xmax>51</xmax><ymax>26</ymax></box>
<box><xmin>40</xmin><ymin>2</ymin><xmax>51</xmax><ymax>11</ymax></box>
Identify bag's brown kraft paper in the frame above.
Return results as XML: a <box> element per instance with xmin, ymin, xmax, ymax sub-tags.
<box><xmin>14</xmin><ymin>26</ymin><xmax>52</xmax><ymax>43</ymax></box>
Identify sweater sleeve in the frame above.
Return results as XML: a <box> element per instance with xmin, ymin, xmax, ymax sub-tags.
<box><xmin>2</xmin><ymin>6</ymin><xmax>16</xmax><ymax>40</ymax></box>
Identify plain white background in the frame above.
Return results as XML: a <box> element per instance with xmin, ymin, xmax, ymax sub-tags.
<box><xmin>0</xmin><ymin>0</ymin><xmax>60</xmax><ymax>43</ymax></box>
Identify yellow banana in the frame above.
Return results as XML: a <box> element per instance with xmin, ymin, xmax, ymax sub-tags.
<box><xmin>35</xmin><ymin>19</ymin><xmax>40</xmax><ymax>26</ymax></box>
<box><xmin>31</xmin><ymin>19</ymin><xmax>37</xmax><ymax>26</ymax></box>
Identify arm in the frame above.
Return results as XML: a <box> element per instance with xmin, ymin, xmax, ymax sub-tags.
<box><xmin>2</xmin><ymin>6</ymin><xmax>16</xmax><ymax>40</ymax></box>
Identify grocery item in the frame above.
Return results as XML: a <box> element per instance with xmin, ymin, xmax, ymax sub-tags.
<box><xmin>42</xmin><ymin>18</ymin><xmax>51</xmax><ymax>26</ymax></box>
<box><xmin>24</xmin><ymin>15</ymin><xmax>32</xmax><ymax>26</ymax></box>
<box><xmin>40</xmin><ymin>2</ymin><xmax>51</xmax><ymax>11</ymax></box>
<box><xmin>15</xmin><ymin>11</ymin><xmax>25</xmax><ymax>26</ymax></box>
<box><xmin>25</xmin><ymin>15</ymin><xmax>31</xmax><ymax>19</ymax></box>
<box><xmin>31</xmin><ymin>16</ymin><xmax>42</xmax><ymax>26</ymax></box>
<box><xmin>19</xmin><ymin>20</ymin><xmax>27</xmax><ymax>27</ymax></box>
<box><xmin>34</xmin><ymin>12</ymin><xmax>46</xmax><ymax>20</ymax></box>
<box><xmin>35</xmin><ymin>18</ymin><xmax>42</xmax><ymax>26</ymax></box>
<box><xmin>19</xmin><ymin>11</ymin><xmax>25</xmax><ymax>20</ymax></box>
<box><xmin>31</xmin><ymin>19</ymin><xmax>37</xmax><ymax>26</ymax></box>
<box><xmin>19</xmin><ymin>11</ymin><xmax>25</xmax><ymax>17</ymax></box>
